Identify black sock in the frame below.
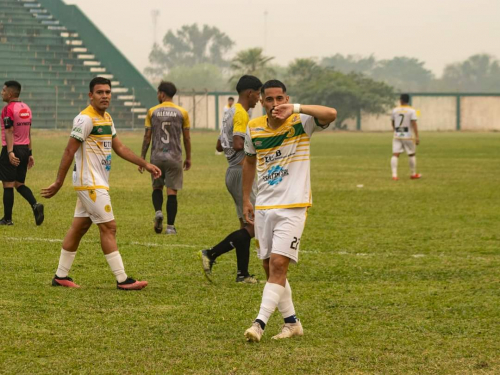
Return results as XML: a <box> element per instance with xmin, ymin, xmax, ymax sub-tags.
<box><xmin>284</xmin><ymin>315</ymin><xmax>298</xmax><ymax>324</ymax></box>
<box><xmin>152</xmin><ymin>189</ymin><xmax>163</xmax><ymax>212</ymax></box>
<box><xmin>16</xmin><ymin>185</ymin><xmax>37</xmax><ymax>207</ymax></box>
<box><xmin>208</xmin><ymin>228</ymin><xmax>251</xmax><ymax>260</ymax></box>
<box><xmin>235</xmin><ymin>229</ymin><xmax>252</xmax><ymax>276</ymax></box>
<box><xmin>3</xmin><ymin>187</ymin><xmax>14</xmax><ymax>220</ymax></box>
<box><xmin>166</xmin><ymin>195</ymin><xmax>177</xmax><ymax>225</ymax></box>
<box><xmin>255</xmin><ymin>319</ymin><xmax>266</xmax><ymax>330</ymax></box>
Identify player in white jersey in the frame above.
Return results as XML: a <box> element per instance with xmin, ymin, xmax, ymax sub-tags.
<box><xmin>41</xmin><ymin>77</ymin><xmax>161</xmax><ymax>290</ymax></box>
<box><xmin>242</xmin><ymin>80</ymin><xmax>337</xmax><ymax>342</ymax></box>
<box><xmin>390</xmin><ymin>94</ymin><xmax>421</xmax><ymax>180</ymax></box>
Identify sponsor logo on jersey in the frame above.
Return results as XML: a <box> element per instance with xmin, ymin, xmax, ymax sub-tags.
<box><xmin>254</xmin><ymin>141</ymin><xmax>262</xmax><ymax>147</ymax></box>
<box><xmin>101</xmin><ymin>154</ymin><xmax>112</xmax><ymax>171</ymax></box>
<box><xmin>19</xmin><ymin>109</ymin><xmax>30</xmax><ymax>119</ymax></box>
<box><xmin>72</xmin><ymin>126</ymin><xmax>82</xmax><ymax>134</ymax></box>
<box><xmin>104</xmin><ymin>205</ymin><xmax>112</xmax><ymax>213</ymax></box>
<box><xmin>97</xmin><ymin>127</ymin><xmax>103</xmax><ymax>133</ymax></box>
<box><xmin>102</xmin><ymin>141</ymin><xmax>111</xmax><ymax>149</ymax></box>
<box><xmin>286</xmin><ymin>127</ymin><xmax>295</xmax><ymax>138</ymax></box>
<box><xmin>263</xmin><ymin>165</ymin><xmax>289</xmax><ymax>186</ymax></box>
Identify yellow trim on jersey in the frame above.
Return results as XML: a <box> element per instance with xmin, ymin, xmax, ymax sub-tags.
<box><xmin>256</xmin><ymin>135</ymin><xmax>310</xmax><ymax>153</ymax></box>
<box><xmin>255</xmin><ymin>203</ymin><xmax>312</xmax><ymax>210</ymax></box>
<box><xmin>145</xmin><ymin>101</ymin><xmax>191</xmax><ymax>129</ymax></box>
<box><xmin>73</xmin><ymin>186</ymin><xmax>110</xmax><ymax>191</ymax></box>
<box><xmin>233</xmin><ymin>103</ymin><xmax>249</xmax><ymax>134</ymax></box>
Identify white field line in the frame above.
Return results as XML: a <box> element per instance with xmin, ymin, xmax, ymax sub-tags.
<box><xmin>3</xmin><ymin>236</ymin><xmax>200</xmax><ymax>248</ymax></box>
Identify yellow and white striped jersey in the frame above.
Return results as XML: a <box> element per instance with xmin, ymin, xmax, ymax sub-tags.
<box><xmin>70</xmin><ymin>105</ymin><xmax>116</xmax><ymax>191</ymax></box>
<box><xmin>245</xmin><ymin>114</ymin><xmax>330</xmax><ymax>210</ymax></box>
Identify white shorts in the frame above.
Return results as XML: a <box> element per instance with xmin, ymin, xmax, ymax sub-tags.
<box><xmin>74</xmin><ymin>189</ymin><xmax>114</xmax><ymax>224</ymax></box>
<box><xmin>254</xmin><ymin>207</ymin><xmax>307</xmax><ymax>264</ymax></box>
<box><xmin>393</xmin><ymin>138</ymin><xmax>416</xmax><ymax>154</ymax></box>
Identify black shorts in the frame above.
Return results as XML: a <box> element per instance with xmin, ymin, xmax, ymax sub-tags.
<box><xmin>0</xmin><ymin>145</ymin><xmax>30</xmax><ymax>183</ymax></box>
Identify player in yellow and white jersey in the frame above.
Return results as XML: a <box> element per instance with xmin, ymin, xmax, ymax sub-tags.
<box><xmin>42</xmin><ymin>77</ymin><xmax>161</xmax><ymax>290</ymax></box>
<box><xmin>391</xmin><ymin>94</ymin><xmax>421</xmax><ymax>180</ymax></box>
<box><xmin>242</xmin><ymin>80</ymin><xmax>337</xmax><ymax>342</ymax></box>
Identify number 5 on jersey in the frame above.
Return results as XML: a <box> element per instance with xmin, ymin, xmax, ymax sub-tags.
<box><xmin>161</xmin><ymin>121</ymin><xmax>170</xmax><ymax>144</ymax></box>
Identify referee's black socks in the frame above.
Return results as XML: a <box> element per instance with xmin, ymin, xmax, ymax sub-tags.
<box><xmin>166</xmin><ymin>195</ymin><xmax>177</xmax><ymax>225</ymax></box>
<box><xmin>3</xmin><ymin>187</ymin><xmax>14</xmax><ymax>220</ymax></box>
<box><xmin>16</xmin><ymin>185</ymin><xmax>37</xmax><ymax>207</ymax></box>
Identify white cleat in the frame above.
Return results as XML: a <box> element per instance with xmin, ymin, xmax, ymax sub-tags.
<box><xmin>271</xmin><ymin>320</ymin><xmax>303</xmax><ymax>340</ymax></box>
<box><xmin>244</xmin><ymin>322</ymin><xmax>264</xmax><ymax>342</ymax></box>
<box><xmin>165</xmin><ymin>225</ymin><xmax>177</xmax><ymax>235</ymax></box>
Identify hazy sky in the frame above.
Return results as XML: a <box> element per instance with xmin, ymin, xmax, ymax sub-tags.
<box><xmin>65</xmin><ymin>0</ymin><xmax>500</xmax><ymax>77</ymax></box>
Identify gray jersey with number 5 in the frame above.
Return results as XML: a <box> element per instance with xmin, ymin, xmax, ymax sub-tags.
<box><xmin>145</xmin><ymin>101</ymin><xmax>190</xmax><ymax>162</ymax></box>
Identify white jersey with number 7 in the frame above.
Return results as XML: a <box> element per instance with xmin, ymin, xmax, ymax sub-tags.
<box><xmin>391</xmin><ymin>105</ymin><xmax>417</xmax><ymax>140</ymax></box>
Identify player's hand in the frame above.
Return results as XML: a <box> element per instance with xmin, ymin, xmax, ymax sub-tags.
<box><xmin>8</xmin><ymin>152</ymin><xmax>20</xmax><ymax>166</ymax></box>
<box><xmin>271</xmin><ymin>104</ymin><xmax>294</xmax><ymax>120</ymax></box>
<box><xmin>28</xmin><ymin>156</ymin><xmax>35</xmax><ymax>169</ymax></box>
<box><xmin>243</xmin><ymin>200</ymin><xmax>255</xmax><ymax>225</ymax></box>
<box><xmin>183</xmin><ymin>159</ymin><xmax>191</xmax><ymax>171</ymax></box>
<box><xmin>41</xmin><ymin>181</ymin><xmax>62</xmax><ymax>199</ymax></box>
<box><xmin>137</xmin><ymin>165</ymin><xmax>144</xmax><ymax>174</ymax></box>
<box><xmin>145</xmin><ymin>163</ymin><xmax>161</xmax><ymax>179</ymax></box>
<box><xmin>416</xmin><ymin>138</ymin><xmax>420</xmax><ymax>146</ymax></box>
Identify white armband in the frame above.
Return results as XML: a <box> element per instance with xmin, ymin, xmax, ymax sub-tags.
<box><xmin>293</xmin><ymin>103</ymin><xmax>301</xmax><ymax>114</ymax></box>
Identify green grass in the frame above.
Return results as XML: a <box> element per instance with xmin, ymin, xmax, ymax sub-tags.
<box><xmin>1</xmin><ymin>130</ymin><xmax>499</xmax><ymax>374</ymax></box>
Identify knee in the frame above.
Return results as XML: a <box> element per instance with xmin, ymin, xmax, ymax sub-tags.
<box><xmin>408</xmin><ymin>153</ymin><xmax>416</xmax><ymax>157</ymax></box>
<box><xmin>270</xmin><ymin>257</ymin><xmax>288</xmax><ymax>275</ymax></box>
<box><xmin>99</xmin><ymin>221</ymin><xmax>117</xmax><ymax>236</ymax></box>
<box><xmin>14</xmin><ymin>182</ymin><xmax>24</xmax><ymax>190</ymax></box>
<box><xmin>74</xmin><ymin>222</ymin><xmax>92</xmax><ymax>236</ymax></box>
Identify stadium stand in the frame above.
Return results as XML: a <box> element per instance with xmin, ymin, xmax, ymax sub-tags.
<box><xmin>0</xmin><ymin>0</ymin><xmax>156</xmax><ymax>128</ymax></box>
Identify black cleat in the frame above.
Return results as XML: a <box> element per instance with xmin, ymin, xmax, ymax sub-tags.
<box><xmin>0</xmin><ymin>218</ymin><xmax>13</xmax><ymax>226</ymax></box>
<box><xmin>33</xmin><ymin>203</ymin><xmax>44</xmax><ymax>226</ymax></box>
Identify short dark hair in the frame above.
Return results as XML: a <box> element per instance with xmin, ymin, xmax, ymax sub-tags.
<box><xmin>236</xmin><ymin>75</ymin><xmax>262</xmax><ymax>94</ymax></box>
<box><xmin>228</xmin><ymin>97</ymin><xmax>234</xmax><ymax>101</ymax></box>
<box><xmin>158</xmin><ymin>81</ymin><xmax>177</xmax><ymax>98</ymax></box>
<box><xmin>89</xmin><ymin>77</ymin><xmax>111</xmax><ymax>93</ymax></box>
<box><xmin>4</xmin><ymin>81</ymin><xmax>21</xmax><ymax>97</ymax></box>
<box><xmin>400</xmin><ymin>94</ymin><xmax>410</xmax><ymax>104</ymax></box>
<box><xmin>261</xmin><ymin>79</ymin><xmax>287</xmax><ymax>95</ymax></box>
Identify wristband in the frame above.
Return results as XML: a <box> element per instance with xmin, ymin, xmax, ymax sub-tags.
<box><xmin>293</xmin><ymin>104</ymin><xmax>301</xmax><ymax>114</ymax></box>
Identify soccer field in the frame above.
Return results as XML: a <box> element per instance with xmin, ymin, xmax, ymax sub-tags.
<box><xmin>1</xmin><ymin>130</ymin><xmax>499</xmax><ymax>374</ymax></box>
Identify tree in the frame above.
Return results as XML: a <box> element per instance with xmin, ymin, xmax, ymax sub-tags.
<box><xmin>145</xmin><ymin>24</ymin><xmax>234</xmax><ymax>80</ymax></box>
<box><xmin>439</xmin><ymin>54</ymin><xmax>500</xmax><ymax>92</ymax></box>
<box><xmin>286</xmin><ymin>58</ymin><xmax>322</xmax><ymax>86</ymax></box>
<box><xmin>229</xmin><ymin>48</ymin><xmax>275</xmax><ymax>83</ymax></box>
<box><xmin>161</xmin><ymin>64</ymin><xmax>230</xmax><ymax>92</ymax></box>
<box><xmin>293</xmin><ymin>69</ymin><xmax>395</xmax><ymax>129</ymax></box>
<box><xmin>371</xmin><ymin>57</ymin><xmax>434</xmax><ymax>92</ymax></box>
<box><xmin>321</xmin><ymin>54</ymin><xmax>376</xmax><ymax>75</ymax></box>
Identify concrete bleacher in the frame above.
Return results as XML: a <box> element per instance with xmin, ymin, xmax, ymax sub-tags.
<box><xmin>0</xmin><ymin>0</ymin><xmax>154</xmax><ymax>128</ymax></box>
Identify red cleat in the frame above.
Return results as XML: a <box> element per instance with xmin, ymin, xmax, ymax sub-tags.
<box><xmin>52</xmin><ymin>275</ymin><xmax>80</xmax><ymax>288</ymax></box>
<box><xmin>410</xmin><ymin>174</ymin><xmax>422</xmax><ymax>179</ymax></box>
<box><xmin>117</xmin><ymin>277</ymin><xmax>148</xmax><ymax>290</ymax></box>
<box><xmin>392</xmin><ymin>177</ymin><xmax>399</xmax><ymax>181</ymax></box>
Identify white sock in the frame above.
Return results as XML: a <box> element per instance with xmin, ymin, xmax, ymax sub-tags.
<box><xmin>105</xmin><ymin>251</ymin><xmax>127</xmax><ymax>283</ymax></box>
<box><xmin>277</xmin><ymin>279</ymin><xmax>296</xmax><ymax>319</ymax></box>
<box><xmin>256</xmin><ymin>282</ymin><xmax>285</xmax><ymax>325</ymax></box>
<box><xmin>409</xmin><ymin>156</ymin><xmax>417</xmax><ymax>175</ymax></box>
<box><xmin>391</xmin><ymin>156</ymin><xmax>398</xmax><ymax>178</ymax></box>
<box><xmin>56</xmin><ymin>249</ymin><xmax>76</xmax><ymax>278</ymax></box>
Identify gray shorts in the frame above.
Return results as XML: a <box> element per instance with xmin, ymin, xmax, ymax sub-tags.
<box><xmin>151</xmin><ymin>159</ymin><xmax>183</xmax><ymax>190</ymax></box>
<box><xmin>225</xmin><ymin>165</ymin><xmax>256</xmax><ymax>220</ymax></box>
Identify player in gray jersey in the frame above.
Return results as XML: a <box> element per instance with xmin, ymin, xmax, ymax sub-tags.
<box><xmin>199</xmin><ymin>75</ymin><xmax>262</xmax><ymax>284</ymax></box>
<box><xmin>140</xmin><ymin>81</ymin><xmax>191</xmax><ymax>234</ymax></box>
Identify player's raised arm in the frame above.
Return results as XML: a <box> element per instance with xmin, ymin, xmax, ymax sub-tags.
<box><xmin>41</xmin><ymin>137</ymin><xmax>80</xmax><ymax>198</ymax></box>
<box><xmin>112</xmin><ymin>135</ymin><xmax>161</xmax><ymax>179</ymax></box>
<box><xmin>271</xmin><ymin>104</ymin><xmax>337</xmax><ymax>125</ymax></box>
